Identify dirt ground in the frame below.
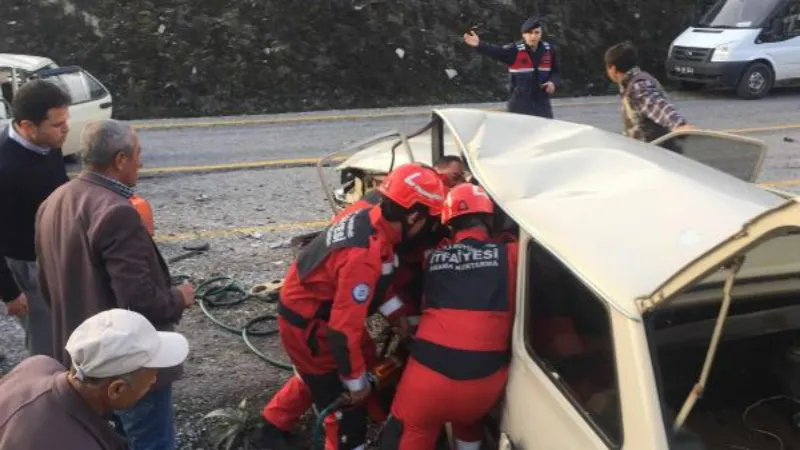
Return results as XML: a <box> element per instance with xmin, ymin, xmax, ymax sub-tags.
<box><xmin>0</xmin><ymin>166</ymin><xmax>393</xmax><ymax>450</ymax></box>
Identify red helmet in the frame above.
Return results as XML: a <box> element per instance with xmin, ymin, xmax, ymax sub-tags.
<box><xmin>378</xmin><ymin>163</ymin><xmax>447</xmax><ymax>216</ymax></box>
<box><xmin>441</xmin><ymin>183</ymin><xmax>494</xmax><ymax>225</ymax></box>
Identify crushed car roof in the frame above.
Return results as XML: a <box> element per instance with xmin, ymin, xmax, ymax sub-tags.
<box><xmin>435</xmin><ymin>108</ymin><xmax>788</xmax><ymax>318</ymax></box>
<box><xmin>336</xmin><ymin>132</ymin><xmax>462</xmax><ymax>173</ymax></box>
<box><xmin>0</xmin><ymin>54</ymin><xmax>56</xmax><ymax>72</ymax></box>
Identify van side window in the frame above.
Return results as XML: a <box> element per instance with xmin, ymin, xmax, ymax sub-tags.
<box><xmin>524</xmin><ymin>239</ymin><xmax>622</xmax><ymax>447</ymax></box>
<box><xmin>784</xmin><ymin>0</ymin><xmax>800</xmax><ymax>36</ymax></box>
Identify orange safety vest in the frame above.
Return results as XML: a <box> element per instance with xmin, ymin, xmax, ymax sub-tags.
<box><xmin>129</xmin><ymin>194</ymin><xmax>155</xmax><ymax>236</ymax></box>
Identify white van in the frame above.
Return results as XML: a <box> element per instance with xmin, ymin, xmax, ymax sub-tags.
<box><xmin>0</xmin><ymin>53</ymin><xmax>113</xmax><ymax>159</ymax></box>
<box><xmin>665</xmin><ymin>0</ymin><xmax>800</xmax><ymax>99</ymax></box>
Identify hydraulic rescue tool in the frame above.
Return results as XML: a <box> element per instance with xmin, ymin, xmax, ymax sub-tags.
<box><xmin>312</xmin><ymin>333</ymin><xmax>412</xmax><ymax>450</ymax></box>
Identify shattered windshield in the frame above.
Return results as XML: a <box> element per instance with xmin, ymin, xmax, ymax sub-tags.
<box><xmin>697</xmin><ymin>0</ymin><xmax>782</xmax><ymax>28</ymax></box>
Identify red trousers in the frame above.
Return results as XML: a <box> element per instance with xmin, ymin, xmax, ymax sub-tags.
<box><xmin>384</xmin><ymin>357</ymin><xmax>509</xmax><ymax>450</ymax></box>
<box><xmin>262</xmin><ymin>374</ymin><xmax>389</xmax><ymax>431</ymax></box>
<box><xmin>262</xmin><ymin>375</ymin><xmax>313</xmax><ymax>430</ymax></box>
<box><xmin>265</xmin><ymin>317</ymin><xmax>387</xmax><ymax>449</ymax></box>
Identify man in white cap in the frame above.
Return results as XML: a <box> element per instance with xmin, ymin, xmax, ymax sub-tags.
<box><xmin>0</xmin><ymin>308</ymin><xmax>190</xmax><ymax>450</ymax></box>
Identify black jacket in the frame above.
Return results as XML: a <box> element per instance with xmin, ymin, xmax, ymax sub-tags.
<box><xmin>0</xmin><ymin>125</ymin><xmax>69</xmax><ymax>301</ymax></box>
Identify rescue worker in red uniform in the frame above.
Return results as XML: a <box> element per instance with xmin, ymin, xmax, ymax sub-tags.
<box><xmin>380</xmin><ymin>183</ymin><xmax>519</xmax><ymax>450</ymax></box>
<box><xmin>271</xmin><ymin>163</ymin><xmax>446</xmax><ymax>450</ymax></box>
<box><xmin>260</xmin><ymin>160</ymin><xmax>467</xmax><ymax>445</ymax></box>
<box><xmin>463</xmin><ymin>16</ymin><xmax>561</xmax><ymax>118</ymax></box>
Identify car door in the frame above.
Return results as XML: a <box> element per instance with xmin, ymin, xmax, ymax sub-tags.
<box><xmin>35</xmin><ymin>66</ymin><xmax>113</xmax><ymax>158</ymax></box>
<box><xmin>500</xmin><ymin>236</ymin><xmax>624</xmax><ymax>449</ymax></box>
<box><xmin>0</xmin><ymin>97</ymin><xmax>11</xmax><ymax>128</ymax></box>
<box><xmin>651</xmin><ymin>130</ymin><xmax>768</xmax><ymax>182</ymax></box>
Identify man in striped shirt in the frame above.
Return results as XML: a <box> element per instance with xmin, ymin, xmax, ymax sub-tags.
<box><xmin>604</xmin><ymin>41</ymin><xmax>694</xmax><ymax>152</ymax></box>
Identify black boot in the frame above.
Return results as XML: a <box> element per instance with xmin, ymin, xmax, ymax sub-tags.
<box><xmin>255</xmin><ymin>421</ymin><xmax>295</xmax><ymax>450</ymax></box>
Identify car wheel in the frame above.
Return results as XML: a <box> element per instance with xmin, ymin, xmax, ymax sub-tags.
<box><xmin>736</xmin><ymin>62</ymin><xmax>773</xmax><ymax>99</ymax></box>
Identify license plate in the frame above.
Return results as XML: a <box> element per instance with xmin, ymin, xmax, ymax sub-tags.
<box><xmin>675</xmin><ymin>66</ymin><xmax>694</xmax><ymax>75</ymax></box>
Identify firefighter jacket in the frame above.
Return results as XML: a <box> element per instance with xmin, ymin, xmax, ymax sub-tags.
<box><xmin>331</xmin><ymin>189</ymin><xmax>444</xmax><ymax>321</ymax></box>
<box><xmin>278</xmin><ymin>206</ymin><xmax>406</xmax><ymax>389</ymax></box>
<box><xmin>413</xmin><ymin>228</ymin><xmax>519</xmax><ymax>380</ymax></box>
<box><xmin>474</xmin><ymin>39</ymin><xmax>561</xmax><ymax>117</ymax></box>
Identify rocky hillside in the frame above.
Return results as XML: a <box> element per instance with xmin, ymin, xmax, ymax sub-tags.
<box><xmin>3</xmin><ymin>0</ymin><xmax>715</xmax><ymax>119</ymax></box>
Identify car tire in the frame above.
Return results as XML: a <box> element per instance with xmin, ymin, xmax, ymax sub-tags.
<box><xmin>736</xmin><ymin>62</ymin><xmax>773</xmax><ymax>100</ymax></box>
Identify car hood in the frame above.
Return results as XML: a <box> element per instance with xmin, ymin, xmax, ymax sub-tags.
<box><xmin>672</xmin><ymin>27</ymin><xmax>759</xmax><ymax>49</ymax></box>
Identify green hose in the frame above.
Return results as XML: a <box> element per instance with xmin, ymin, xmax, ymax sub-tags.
<box><xmin>313</xmin><ymin>397</ymin><xmax>349</xmax><ymax>450</ymax></box>
<box><xmin>172</xmin><ymin>275</ymin><xmax>294</xmax><ymax>372</ymax></box>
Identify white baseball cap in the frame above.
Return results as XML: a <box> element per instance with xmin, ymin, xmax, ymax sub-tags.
<box><xmin>66</xmin><ymin>308</ymin><xmax>190</xmax><ymax>380</ymax></box>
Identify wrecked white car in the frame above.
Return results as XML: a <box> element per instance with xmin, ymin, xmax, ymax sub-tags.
<box><xmin>322</xmin><ymin>108</ymin><xmax>768</xmax><ymax>213</ymax></box>
<box><xmin>0</xmin><ymin>53</ymin><xmax>113</xmax><ymax>159</ymax></box>
<box><xmin>318</xmin><ymin>108</ymin><xmax>800</xmax><ymax>449</ymax></box>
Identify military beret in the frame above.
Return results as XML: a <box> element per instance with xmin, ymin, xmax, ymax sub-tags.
<box><xmin>521</xmin><ymin>16</ymin><xmax>542</xmax><ymax>33</ymax></box>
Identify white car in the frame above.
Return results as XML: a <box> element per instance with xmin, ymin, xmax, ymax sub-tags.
<box><xmin>311</xmin><ymin>109</ymin><xmax>800</xmax><ymax>449</ymax></box>
<box><xmin>0</xmin><ymin>53</ymin><xmax>113</xmax><ymax>159</ymax></box>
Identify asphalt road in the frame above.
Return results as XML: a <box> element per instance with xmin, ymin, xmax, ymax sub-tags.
<box><xmin>61</xmin><ymin>91</ymin><xmax>800</xmax><ymax>169</ymax></box>
<box><xmin>65</xmin><ymin>91</ymin><xmax>800</xmax><ymax>172</ymax></box>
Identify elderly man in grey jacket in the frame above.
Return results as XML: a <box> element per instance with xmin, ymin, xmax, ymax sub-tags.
<box><xmin>35</xmin><ymin>119</ymin><xmax>196</xmax><ymax>450</ymax></box>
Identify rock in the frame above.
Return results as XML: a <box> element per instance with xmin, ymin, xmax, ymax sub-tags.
<box><xmin>2</xmin><ymin>0</ymin><xmax>717</xmax><ymax>119</ymax></box>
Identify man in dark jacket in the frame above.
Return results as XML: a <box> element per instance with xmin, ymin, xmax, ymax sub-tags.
<box><xmin>35</xmin><ymin>118</ymin><xmax>196</xmax><ymax>450</ymax></box>
<box><xmin>0</xmin><ymin>79</ymin><xmax>72</xmax><ymax>358</ymax></box>
<box><xmin>463</xmin><ymin>16</ymin><xmax>561</xmax><ymax>118</ymax></box>
<box><xmin>604</xmin><ymin>41</ymin><xmax>694</xmax><ymax>152</ymax></box>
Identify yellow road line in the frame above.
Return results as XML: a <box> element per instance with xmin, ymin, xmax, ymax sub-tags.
<box><xmin>66</xmin><ymin>122</ymin><xmax>800</xmax><ymax>178</ymax></box>
<box><xmin>154</xmin><ymin>220</ymin><xmax>328</xmax><ymax>243</ymax></box>
<box><xmin>133</xmin><ymin>95</ymin><xmax>707</xmax><ymax>130</ymax></box>
<box><xmin>719</xmin><ymin>123</ymin><xmax>800</xmax><ymax>134</ymax></box>
<box><xmin>136</xmin><ymin>157</ymin><xmax>343</xmax><ymax>175</ymax></box>
<box><xmin>66</xmin><ymin>156</ymin><xmax>348</xmax><ymax>178</ymax></box>
<box><xmin>156</xmin><ymin>175</ymin><xmax>800</xmax><ymax>242</ymax></box>
<box><xmin>760</xmin><ymin>178</ymin><xmax>800</xmax><ymax>187</ymax></box>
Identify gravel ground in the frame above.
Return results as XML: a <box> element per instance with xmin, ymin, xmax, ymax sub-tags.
<box><xmin>4</xmin><ymin>148</ymin><xmax>800</xmax><ymax>449</ymax></box>
<box><xmin>1</xmin><ymin>166</ymin><xmax>371</xmax><ymax>450</ymax></box>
